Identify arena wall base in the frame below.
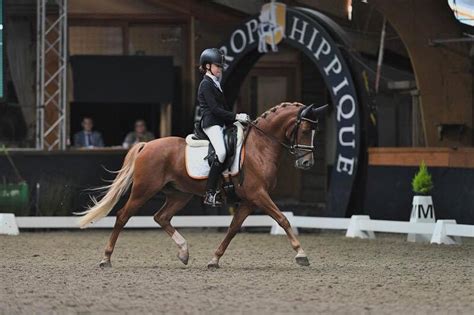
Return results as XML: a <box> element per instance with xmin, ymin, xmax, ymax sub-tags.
<box><xmin>0</xmin><ymin>213</ymin><xmax>20</xmax><ymax>236</ymax></box>
<box><xmin>407</xmin><ymin>218</ymin><xmax>435</xmax><ymax>243</ymax></box>
<box><xmin>345</xmin><ymin>215</ymin><xmax>375</xmax><ymax>239</ymax></box>
<box><xmin>430</xmin><ymin>220</ymin><xmax>462</xmax><ymax>245</ymax></box>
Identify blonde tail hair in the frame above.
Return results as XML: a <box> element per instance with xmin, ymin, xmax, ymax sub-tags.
<box><xmin>76</xmin><ymin>142</ymin><xmax>146</xmax><ymax>228</ymax></box>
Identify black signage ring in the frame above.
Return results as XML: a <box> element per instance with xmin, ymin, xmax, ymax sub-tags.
<box><xmin>219</xmin><ymin>5</ymin><xmax>361</xmax><ymax>217</ymax></box>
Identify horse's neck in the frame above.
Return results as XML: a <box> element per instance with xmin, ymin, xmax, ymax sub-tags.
<box><xmin>255</xmin><ymin>108</ymin><xmax>298</xmax><ymax>142</ymax></box>
<box><xmin>247</xmin><ymin>108</ymin><xmax>297</xmax><ymax>171</ymax></box>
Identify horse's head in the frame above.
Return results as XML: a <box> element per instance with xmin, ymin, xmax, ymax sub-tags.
<box><xmin>288</xmin><ymin>103</ymin><xmax>328</xmax><ymax>170</ymax></box>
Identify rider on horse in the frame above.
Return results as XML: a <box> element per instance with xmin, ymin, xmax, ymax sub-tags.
<box><xmin>197</xmin><ymin>48</ymin><xmax>250</xmax><ymax>207</ymax></box>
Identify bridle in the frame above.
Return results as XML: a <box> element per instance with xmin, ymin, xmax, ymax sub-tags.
<box><xmin>247</xmin><ymin>104</ymin><xmax>324</xmax><ymax>160</ymax></box>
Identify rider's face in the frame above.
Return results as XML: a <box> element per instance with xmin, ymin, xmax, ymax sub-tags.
<box><xmin>210</xmin><ymin>64</ymin><xmax>222</xmax><ymax>78</ymax></box>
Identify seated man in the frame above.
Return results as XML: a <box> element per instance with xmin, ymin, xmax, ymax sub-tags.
<box><xmin>73</xmin><ymin>117</ymin><xmax>104</xmax><ymax>148</ymax></box>
<box><xmin>122</xmin><ymin>119</ymin><xmax>154</xmax><ymax>148</ymax></box>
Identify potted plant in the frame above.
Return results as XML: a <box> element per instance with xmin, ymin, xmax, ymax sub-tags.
<box><xmin>412</xmin><ymin>160</ymin><xmax>434</xmax><ymax>196</ymax></box>
<box><xmin>408</xmin><ymin>161</ymin><xmax>435</xmax><ymax>242</ymax></box>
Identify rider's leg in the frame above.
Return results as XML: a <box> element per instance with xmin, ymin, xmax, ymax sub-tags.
<box><xmin>203</xmin><ymin>125</ymin><xmax>226</xmax><ymax>163</ymax></box>
<box><xmin>204</xmin><ymin>159</ymin><xmax>224</xmax><ymax>206</ymax></box>
<box><xmin>203</xmin><ymin>125</ymin><xmax>226</xmax><ymax>207</ymax></box>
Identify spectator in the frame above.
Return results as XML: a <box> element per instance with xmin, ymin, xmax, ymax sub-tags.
<box><xmin>73</xmin><ymin>117</ymin><xmax>104</xmax><ymax>148</ymax></box>
<box><xmin>122</xmin><ymin>119</ymin><xmax>154</xmax><ymax>148</ymax></box>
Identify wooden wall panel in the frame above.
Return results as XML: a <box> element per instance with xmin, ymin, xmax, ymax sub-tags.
<box><xmin>368</xmin><ymin>148</ymin><xmax>474</xmax><ymax>168</ymax></box>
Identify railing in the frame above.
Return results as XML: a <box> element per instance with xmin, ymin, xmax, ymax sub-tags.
<box><xmin>1</xmin><ymin>213</ymin><xmax>472</xmax><ymax>245</ymax></box>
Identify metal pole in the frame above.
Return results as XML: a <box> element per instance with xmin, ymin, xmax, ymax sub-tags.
<box><xmin>375</xmin><ymin>17</ymin><xmax>386</xmax><ymax>94</ymax></box>
<box><xmin>60</xmin><ymin>0</ymin><xmax>68</xmax><ymax>150</ymax></box>
<box><xmin>36</xmin><ymin>0</ymin><xmax>68</xmax><ymax>150</ymax></box>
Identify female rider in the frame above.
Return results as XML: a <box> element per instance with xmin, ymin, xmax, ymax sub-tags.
<box><xmin>197</xmin><ymin>48</ymin><xmax>250</xmax><ymax>207</ymax></box>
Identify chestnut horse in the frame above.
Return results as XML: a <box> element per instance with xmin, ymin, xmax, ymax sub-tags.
<box><xmin>77</xmin><ymin>102</ymin><xmax>326</xmax><ymax>268</ymax></box>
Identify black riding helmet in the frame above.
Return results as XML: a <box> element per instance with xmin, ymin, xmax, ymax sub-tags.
<box><xmin>199</xmin><ymin>48</ymin><xmax>225</xmax><ymax>68</ymax></box>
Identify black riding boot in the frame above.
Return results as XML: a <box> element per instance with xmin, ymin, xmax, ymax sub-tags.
<box><xmin>204</xmin><ymin>160</ymin><xmax>224</xmax><ymax>207</ymax></box>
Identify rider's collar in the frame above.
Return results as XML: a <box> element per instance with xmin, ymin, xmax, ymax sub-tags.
<box><xmin>206</xmin><ymin>72</ymin><xmax>222</xmax><ymax>92</ymax></box>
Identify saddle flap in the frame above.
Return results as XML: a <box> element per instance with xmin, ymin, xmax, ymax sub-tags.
<box><xmin>224</xmin><ymin>125</ymin><xmax>237</xmax><ymax>157</ymax></box>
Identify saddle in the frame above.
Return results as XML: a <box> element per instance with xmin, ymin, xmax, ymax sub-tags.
<box><xmin>191</xmin><ymin>121</ymin><xmax>238</xmax><ymax>170</ymax></box>
<box><xmin>185</xmin><ymin>122</ymin><xmax>245</xmax><ymax>175</ymax></box>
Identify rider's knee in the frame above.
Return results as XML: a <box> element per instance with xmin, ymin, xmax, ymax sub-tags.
<box><xmin>216</xmin><ymin>150</ymin><xmax>226</xmax><ymax>163</ymax></box>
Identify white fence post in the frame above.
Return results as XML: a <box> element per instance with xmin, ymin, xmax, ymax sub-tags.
<box><xmin>0</xmin><ymin>213</ymin><xmax>20</xmax><ymax>235</ymax></box>
<box><xmin>431</xmin><ymin>220</ymin><xmax>462</xmax><ymax>245</ymax></box>
<box><xmin>407</xmin><ymin>195</ymin><xmax>435</xmax><ymax>242</ymax></box>
<box><xmin>270</xmin><ymin>211</ymin><xmax>298</xmax><ymax>235</ymax></box>
<box><xmin>345</xmin><ymin>215</ymin><xmax>375</xmax><ymax>239</ymax></box>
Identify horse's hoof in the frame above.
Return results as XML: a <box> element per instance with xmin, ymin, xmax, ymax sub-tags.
<box><xmin>207</xmin><ymin>262</ymin><xmax>220</xmax><ymax>269</ymax></box>
<box><xmin>295</xmin><ymin>254</ymin><xmax>310</xmax><ymax>266</ymax></box>
<box><xmin>99</xmin><ymin>259</ymin><xmax>112</xmax><ymax>268</ymax></box>
<box><xmin>207</xmin><ymin>258</ymin><xmax>220</xmax><ymax>269</ymax></box>
<box><xmin>177</xmin><ymin>251</ymin><xmax>189</xmax><ymax>265</ymax></box>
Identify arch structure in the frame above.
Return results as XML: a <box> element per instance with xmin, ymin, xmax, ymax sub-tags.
<box><xmin>218</xmin><ymin>3</ymin><xmax>371</xmax><ymax>216</ymax></box>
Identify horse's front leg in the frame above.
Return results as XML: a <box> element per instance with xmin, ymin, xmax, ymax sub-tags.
<box><xmin>207</xmin><ymin>203</ymin><xmax>253</xmax><ymax>269</ymax></box>
<box><xmin>251</xmin><ymin>189</ymin><xmax>310</xmax><ymax>266</ymax></box>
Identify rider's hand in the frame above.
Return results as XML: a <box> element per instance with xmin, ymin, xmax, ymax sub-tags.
<box><xmin>235</xmin><ymin>113</ymin><xmax>250</xmax><ymax>123</ymax></box>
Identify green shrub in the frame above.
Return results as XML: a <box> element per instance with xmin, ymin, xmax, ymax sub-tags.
<box><xmin>412</xmin><ymin>161</ymin><xmax>433</xmax><ymax>195</ymax></box>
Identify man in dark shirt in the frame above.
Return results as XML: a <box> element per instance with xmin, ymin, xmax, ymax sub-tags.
<box><xmin>73</xmin><ymin>117</ymin><xmax>104</xmax><ymax>148</ymax></box>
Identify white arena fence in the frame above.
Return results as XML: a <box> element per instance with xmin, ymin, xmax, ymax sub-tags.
<box><xmin>0</xmin><ymin>213</ymin><xmax>473</xmax><ymax>245</ymax></box>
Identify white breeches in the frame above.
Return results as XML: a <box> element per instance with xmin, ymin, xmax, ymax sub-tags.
<box><xmin>203</xmin><ymin>125</ymin><xmax>226</xmax><ymax>163</ymax></box>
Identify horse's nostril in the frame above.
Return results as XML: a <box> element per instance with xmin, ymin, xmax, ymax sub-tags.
<box><xmin>302</xmin><ymin>160</ymin><xmax>310</xmax><ymax>166</ymax></box>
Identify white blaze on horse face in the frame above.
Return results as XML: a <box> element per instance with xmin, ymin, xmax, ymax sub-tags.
<box><xmin>171</xmin><ymin>231</ymin><xmax>187</xmax><ymax>249</ymax></box>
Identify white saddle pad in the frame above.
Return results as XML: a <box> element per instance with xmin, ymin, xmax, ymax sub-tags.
<box><xmin>185</xmin><ymin>122</ymin><xmax>245</xmax><ymax>179</ymax></box>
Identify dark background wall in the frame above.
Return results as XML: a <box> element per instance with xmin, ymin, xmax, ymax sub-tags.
<box><xmin>0</xmin><ymin>151</ymin><xmax>201</xmax><ymax>216</ymax></box>
<box><xmin>2</xmin><ymin>152</ymin><xmax>473</xmax><ymax>224</ymax></box>
<box><xmin>364</xmin><ymin>166</ymin><xmax>474</xmax><ymax>224</ymax></box>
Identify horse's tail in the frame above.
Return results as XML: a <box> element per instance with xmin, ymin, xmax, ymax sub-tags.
<box><xmin>76</xmin><ymin>142</ymin><xmax>146</xmax><ymax>229</ymax></box>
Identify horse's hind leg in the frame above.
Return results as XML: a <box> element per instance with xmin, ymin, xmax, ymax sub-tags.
<box><xmin>100</xmin><ymin>183</ymin><xmax>161</xmax><ymax>268</ymax></box>
<box><xmin>99</xmin><ymin>199</ymin><xmax>142</xmax><ymax>267</ymax></box>
<box><xmin>154</xmin><ymin>191</ymin><xmax>193</xmax><ymax>265</ymax></box>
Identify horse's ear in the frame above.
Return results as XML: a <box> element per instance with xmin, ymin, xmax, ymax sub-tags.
<box><xmin>301</xmin><ymin>104</ymin><xmax>314</xmax><ymax>117</ymax></box>
<box><xmin>311</xmin><ymin>103</ymin><xmax>329</xmax><ymax>116</ymax></box>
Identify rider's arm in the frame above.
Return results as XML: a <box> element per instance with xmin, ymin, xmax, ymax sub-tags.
<box><xmin>201</xmin><ymin>80</ymin><xmax>236</xmax><ymax>123</ymax></box>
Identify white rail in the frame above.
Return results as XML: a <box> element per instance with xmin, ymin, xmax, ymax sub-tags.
<box><xmin>3</xmin><ymin>214</ymin><xmax>473</xmax><ymax>245</ymax></box>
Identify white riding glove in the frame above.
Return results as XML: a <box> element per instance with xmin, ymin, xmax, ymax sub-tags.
<box><xmin>235</xmin><ymin>113</ymin><xmax>250</xmax><ymax>123</ymax></box>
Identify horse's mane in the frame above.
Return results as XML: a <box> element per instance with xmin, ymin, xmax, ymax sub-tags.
<box><xmin>253</xmin><ymin>102</ymin><xmax>304</xmax><ymax>124</ymax></box>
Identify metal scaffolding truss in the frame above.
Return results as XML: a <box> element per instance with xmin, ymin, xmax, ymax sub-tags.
<box><xmin>36</xmin><ymin>0</ymin><xmax>68</xmax><ymax>150</ymax></box>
